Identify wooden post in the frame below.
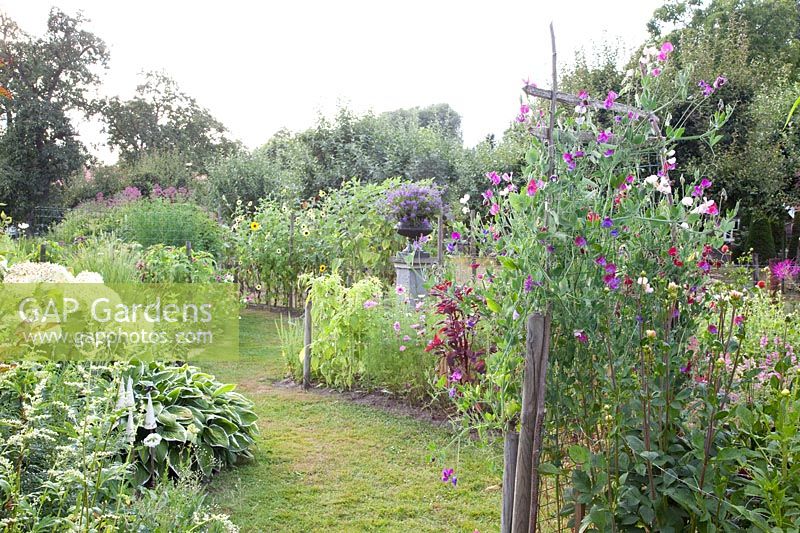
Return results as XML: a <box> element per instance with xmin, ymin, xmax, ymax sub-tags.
<box><xmin>38</xmin><ymin>243</ymin><xmax>46</xmax><ymax>263</ymax></box>
<box><xmin>572</xmin><ymin>495</ymin><xmax>585</xmax><ymax>533</ymax></box>
<box><xmin>752</xmin><ymin>252</ymin><xmax>760</xmax><ymax>284</ymax></box>
<box><xmin>289</xmin><ymin>213</ymin><xmax>296</xmax><ymax>308</ymax></box>
<box><xmin>303</xmin><ymin>296</ymin><xmax>312</xmax><ymax>389</ymax></box>
<box><xmin>529</xmin><ymin>312</ymin><xmax>552</xmax><ymax>532</ymax></box>
<box><xmin>502</xmin><ymin>430</ymin><xmax>519</xmax><ymax>533</ymax></box>
<box><xmin>186</xmin><ymin>241</ymin><xmax>192</xmax><ymax>258</ymax></box>
<box><xmin>512</xmin><ymin>313</ymin><xmax>550</xmax><ymax>533</ymax></box>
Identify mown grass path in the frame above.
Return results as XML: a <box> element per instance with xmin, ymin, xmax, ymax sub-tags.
<box><xmin>205</xmin><ymin>310</ymin><xmax>502</xmax><ymax>532</ymax></box>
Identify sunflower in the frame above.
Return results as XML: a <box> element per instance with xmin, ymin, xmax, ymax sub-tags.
<box><xmin>255</xmin><ymin>284</ymin><xmax>262</xmax><ymax>291</ymax></box>
<box><xmin>302</xmin><ymin>229</ymin><xmax>310</xmax><ymax>236</ymax></box>
<box><xmin>250</xmin><ymin>221</ymin><xmax>261</xmax><ymax>231</ymax></box>
<box><xmin>319</xmin><ymin>264</ymin><xmax>327</xmax><ymax>273</ymax></box>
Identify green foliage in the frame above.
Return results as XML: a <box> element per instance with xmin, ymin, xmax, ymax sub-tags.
<box><xmin>231</xmin><ymin>178</ymin><xmax>407</xmax><ymax>304</ymax></box>
<box><xmin>62</xmin><ymin>235</ymin><xmax>142</xmax><ymax>283</ymax></box>
<box><xmin>124</xmin><ymin>361</ymin><xmax>258</xmax><ymax>485</ymax></box>
<box><xmin>0</xmin><ymin>361</ymin><xmax>245</xmax><ymax>530</ymax></box>
<box><xmin>284</xmin><ymin>272</ymin><xmax>433</xmax><ymax>396</ymax></box>
<box><xmin>53</xmin><ymin>198</ymin><xmax>225</xmax><ymax>256</ymax></box>
<box><xmin>102</xmin><ymin>71</ymin><xmax>237</xmax><ymax>170</ymax></box>
<box><xmin>119</xmin><ymin>199</ymin><xmax>224</xmax><ymax>255</ymax></box>
<box><xmin>207</xmin><ymin>143</ymin><xmax>305</xmax><ymax>215</ymax></box>
<box><xmin>747</xmin><ymin>216</ymin><xmax>777</xmax><ymax>260</ymax></box>
<box><xmin>140</xmin><ymin>244</ymin><xmax>217</xmax><ymax>283</ymax></box>
<box><xmin>0</xmin><ymin>9</ymin><xmax>108</xmax><ymax>218</ymax></box>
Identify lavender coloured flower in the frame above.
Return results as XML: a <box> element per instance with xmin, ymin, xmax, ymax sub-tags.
<box><xmin>383</xmin><ymin>183</ymin><xmax>444</xmax><ymax>226</ymax></box>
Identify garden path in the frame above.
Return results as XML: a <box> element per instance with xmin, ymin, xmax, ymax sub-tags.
<box><xmin>205</xmin><ymin>309</ymin><xmax>501</xmax><ymax>532</ymax></box>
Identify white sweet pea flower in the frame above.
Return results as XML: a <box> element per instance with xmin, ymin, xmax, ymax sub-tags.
<box><xmin>680</xmin><ymin>222</ymin><xmax>690</xmax><ymax>229</ymax></box>
<box><xmin>17</xmin><ymin>223</ymin><xmax>29</xmax><ymax>230</ymax></box>
<box><xmin>681</xmin><ymin>197</ymin><xmax>694</xmax><ymax>207</ymax></box>
<box><xmin>644</xmin><ymin>175</ymin><xmax>659</xmax><ymax>186</ymax></box>
<box><xmin>459</xmin><ymin>194</ymin><xmax>470</xmax><ymax>205</ymax></box>
<box><xmin>461</xmin><ymin>206</ymin><xmax>469</xmax><ymax>215</ymax></box>
<box><xmin>656</xmin><ymin>176</ymin><xmax>672</xmax><ymax>195</ymax></box>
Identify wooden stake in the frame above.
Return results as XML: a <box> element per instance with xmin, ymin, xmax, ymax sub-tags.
<box><xmin>502</xmin><ymin>430</ymin><xmax>519</xmax><ymax>533</ymax></box>
<box><xmin>529</xmin><ymin>312</ymin><xmax>552</xmax><ymax>532</ymax></box>
<box><xmin>546</xmin><ymin>22</ymin><xmax>558</xmax><ymax>178</ymax></box>
<box><xmin>303</xmin><ymin>296</ymin><xmax>312</xmax><ymax>389</ymax></box>
<box><xmin>39</xmin><ymin>243</ymin><xmax>46</xmax><ymax>263</ymax></box>
<box><xmin>512</xmin><ymin>313</ymin><xmax>549</xmax><ymax>533</ymax></box>
<box><xmin>186</xmin><ymin>241</ymin><xmax>192</xmax><ymax>258</ymax></box>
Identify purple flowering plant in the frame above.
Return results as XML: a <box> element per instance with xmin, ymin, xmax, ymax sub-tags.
<box><xmin>382</xmin><ymin>182</ymin><xmax>444</xmax><ymax>227</ymax></box>
<box><xmin>443</xmin><ymin>41</ymin><xmax>777</xmax><ymax>529</ymax></box>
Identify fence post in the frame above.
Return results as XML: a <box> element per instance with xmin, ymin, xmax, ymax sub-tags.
<box><xmin>186</xmin><ymin>241</ymin><xmax>192</xmax><ymax>258</ymax></box>
<box><xmin>502</xmin><ymin>430</ymin><xmax>519</xmax><ymax>533</ymax></box>
<box><xmin>512</xmin><ymin>312</ymin><xmax>551</xmax><ymax>533</ymax></box>
<box><xmin>303</xmin><ymin>296</ymin><xmax>312</xmax><ymax>390</ymax></box>
<box><xmin>752</xmin><ymin>252</ymin><xmax>760</xmax><ymax>284</ymax></box>
<box><xmin>289</xmin><ymin>213</ymin><xmax>296</xmax><ymax>309</ymax></box>
<box><xmin>38</xmin><ymin>243</ymin><xmax>46</xmax><ymax>263</ymax></box>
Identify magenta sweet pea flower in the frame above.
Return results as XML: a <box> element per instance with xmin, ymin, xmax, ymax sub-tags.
<box><xmin>604</xmin><ymin>91</ymin><xmax>618</xmax><ymax>110</ymax></box>
<box><xmin>657</xmin><ymin>41</ymin><xmax>673</xmax><ymax>61</ymax></box>
<box><xmin>524</xmin><ymin>275</ymin><xmax>534</xmax><ymax>293</ymax></box>
<box><xmin>490</xmin><ymin>203</ymin><xmax>500</xmax><ymax>216</ymax></box>
<box><xmin>486</xmin><ymin>171</ymin><xmax>501</xmax><ymax>186</ymax></box>
<box><xmin>563</xmin><ymin>152</ymin><xmax>576</xmax><ymax>171</ymax></box>
<box><xmin>597</xmin><ymin>130</ymin><xmax>611</xmax><ymax>143</ymax></box>
<box><xmin>574</xmin><ymin>330</ymin><xmax>588</xmax><ymax>344</ymax></box>
<box><xmin>578</xmin><ymin>89</ymin><xmax>588</xmax><ymax>100</ymax></box>
<box><xmin>574</xmin><ymin>235</ymin><xmax>587</xmax><ymax>247</ymax></box>
<box><xmin>451</xmin><ymin>231</ymin><xmax>461</xmax><ymax>240</ymax></box>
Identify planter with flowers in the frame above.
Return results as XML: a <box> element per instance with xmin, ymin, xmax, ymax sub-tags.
<box><xmin>382</xmin><ymin>182</ymin><xmax>444</xmax><ymax>258</ymax></box>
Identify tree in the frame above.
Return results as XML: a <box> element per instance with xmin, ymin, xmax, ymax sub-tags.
<box><xmin>0</xmin><ymin>8</ymin><xmax>108</xmax><ymax>218</ymax></box>
<box><xmin>102</xmin><ymin>71</ymin><xmax>236</xmax><ymax>170</ymax></box>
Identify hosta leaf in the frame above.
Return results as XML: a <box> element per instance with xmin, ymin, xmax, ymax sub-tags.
<box><xmin>158</xmin><ymin>421</ymin><xmax>188</xmax><ymax>442</ymax></box>
<box><xmin>203</xmin><ymin>425</ymin><xmax>229</xmax><ymax>448</ymax></box>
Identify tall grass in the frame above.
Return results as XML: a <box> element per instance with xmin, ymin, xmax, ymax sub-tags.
<box><xmin>62</xmin><ymin>234</ymin><xmax>142</xmax><ymax>283</ymax></box>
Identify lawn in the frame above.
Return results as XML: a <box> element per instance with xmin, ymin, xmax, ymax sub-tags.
<box><xmin>205</xmin><ymin>309</ymin><xmax>502</xmax><ymax>532</ymax></box>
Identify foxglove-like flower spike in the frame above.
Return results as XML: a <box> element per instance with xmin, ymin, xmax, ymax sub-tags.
<box><xmin>125</xmin><ymin>376</ymin><xmax>135</xmax><ymax>408</ymax></box>
<box><xmin>144</xmin><ymin>393</ymin><xmax>157</xmax><ymax>430</ymax></box>
<box><xmin>126</xmin><ymin>410</ymin><xmax>136</xmax><ymax>445</ymax></box>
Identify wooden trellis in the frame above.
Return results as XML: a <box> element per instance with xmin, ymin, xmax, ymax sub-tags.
<box><xmin>501</xmin><ymin>23</ymin><xmax>657</xmax><ymax>533</ymax></box>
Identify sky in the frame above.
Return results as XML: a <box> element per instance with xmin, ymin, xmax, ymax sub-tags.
<box><xmin>2</xmin><ymin>0</ymin><xmax>664</xmax><ymax>163</ymax></box>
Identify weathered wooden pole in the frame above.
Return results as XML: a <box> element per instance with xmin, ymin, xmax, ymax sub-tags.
<box><xmin>186</xmin><ymin>241</ymin><xmax>192</xmax><ymax>258</ymax></box>
<box><xmin>38</xmin><ymin>243</ymin><xmax>46</xmax><ymax>263</ymax></box>
<box><xmin>512</xmin><ymin>313</ymin><xmax>549</xmax><ymax>533</ymax></box>
<box><xmin>752</xmin><ymin>252</ymin><xmax>760</xmax><ymax>284</ymax></box>
<box><xmin>529</xmin><ymin>312</ymin><xmax>552</xmax><ymax>532</ymax></box>
<box><xmin>289</xmin><ymin>213</ymin><xmax>296</xmax><ymax>308</ymax></box>
<box><xmin>501</xmin><ymin>430</ymin><xmax>520</xmax><ymax>533</ymax></box>
<box><xmin>302</xmin><ymin>296</ymin><xmax>312</xmax><ymax>389</ymax></box>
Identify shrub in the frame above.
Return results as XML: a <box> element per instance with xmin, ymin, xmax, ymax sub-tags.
<box><xmin>747</xmin><ymin>216</ymin><xmax>777</xmax><ymax>260</ymax></box>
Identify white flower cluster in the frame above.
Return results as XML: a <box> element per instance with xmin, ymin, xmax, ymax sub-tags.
<box><xmin>3</xmin><ymin>261</ymin><xmax>103</xmax><ymax>284</ymax></box>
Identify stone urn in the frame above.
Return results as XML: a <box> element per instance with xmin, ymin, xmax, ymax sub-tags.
<box><xmin>396</xmin><ymin>220</ymin><xmax>433</xmax><ymax>257</ymax></box>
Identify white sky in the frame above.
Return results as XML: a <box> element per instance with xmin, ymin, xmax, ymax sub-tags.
<box><xmin>2</xmin><ymin>0</ymin><xmax>663</xmax><ymax>163</ymax></box>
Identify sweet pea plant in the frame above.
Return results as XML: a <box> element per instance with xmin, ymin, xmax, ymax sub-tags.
<box><xmin>442</xmin><ymin>43</ymin><xmax>791</xmax><ymax>530</ymax></box>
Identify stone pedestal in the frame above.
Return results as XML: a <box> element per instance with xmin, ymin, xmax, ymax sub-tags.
<box><xmin>393</xmin><ymin>254</ymin><xmax>437</xmax><ymax>303</ymax></box>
